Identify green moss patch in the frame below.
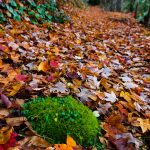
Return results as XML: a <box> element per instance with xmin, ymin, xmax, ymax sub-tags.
<box><xmin>22</xmin><ymin>96</ymin><xmax>100</xmax><ymax>146</ymax></box>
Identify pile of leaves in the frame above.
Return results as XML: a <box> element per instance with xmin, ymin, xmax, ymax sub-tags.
<box><xmin>98</xmin><ymin>0</ymin><xmax>150</xmax><ymax>26</ymax></box>
<box><xmin>0</xmin><ymin>0</ymin><xmax>69</xmax><ymax>24</ymax></box>
<box><xmin>0</xmin><ymin>5</ymin><xmax>150</xmax><ymax>150</ymax></box>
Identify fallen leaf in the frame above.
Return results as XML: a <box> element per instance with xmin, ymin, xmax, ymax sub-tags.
<box><xmin>50</xmin><ymin>82</ymin><xmax>69</xmax><ymax>94</ymax></box>
<box><xmin>6</xmin><ymin>117</ymin><xmax>27</xmax><ymax>126</ymax></box>
<box><xmin>15</xmin><ymin>74</ymin><xmax>28</xmax><ymax>82</ymax></box>
<box><xmin>28</xmin><ymin>136</ymin><xmax>49</xmax><ymax>148</ymax></box>
<box><xmin>104</xmin><ymin>91</ymin><xmax>117</xmax><ymax>103</ymax></box>
<box><xmin>50</xmin><ymin>60</ymin><xmax>59</xmax><ymax>68</ymax></box>
<box><xmin>0</xmin><ymin>108</ymin><xmax>10</xmax><ymax>117</ymax></box>
<box><xmin>0</xmin><ymin>126</ymin><xmax>13</xmax><ymax>144</ymax></box>
<box><xmin>123</xmin><ymin>82</ymin><xmax>138</xmax><ymax>89</ymax></box>
<box><xmin>120</xmin><ymin>91</ymin><xmax>134</xmax><ymax>108</ymax></box>
<box><xmin>67</xmin><ymin>136</ymin><xmax>77</xmax><ymax>147</ymax></box>
<box><xmin>137</xmin><ymin>118</ymin><xmax>150</xmax><ymax>133</ymax></box>
<box><xmin>8</xmin><ymin>42</ymin><xmax>19</xmax><ymax>50</ymax></box>
<box><xmin>38</xmin><ymin>61</ymin><xmax>49</xmax><ymax>72</ymax></box>
<box><xmin>8</xmin><ymin>83</ymin><xmax>23</xmax><ymax>96</ymax></box>
<box><xmin>0</xmin><ymin>93</ymin><xmax>12</xmax><ymax>108</ymax></box>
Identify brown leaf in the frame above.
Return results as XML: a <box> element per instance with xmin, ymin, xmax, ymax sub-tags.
<box><xmin>6</xmin><ymin>117</ymin><xmax>27</xmax><ymax>126</ymax></box>
<box><xmin>108</xmin><ymin>137</ymin><xmax>136</xmax><ymax>150</ymax></box>
<box><xmin>0</xmin><ymin>108</ymin><xmax>10</xmax><ymax>117</ymax></box>
<box><xmin>28</xmin><ymin>136</ymin><xmax>49</xmax><ymax>148</ymax></box>
<box><xmin>0</xmin><ymin>93</ymin><xmax>12</xmax><ymax>108</ymax></box>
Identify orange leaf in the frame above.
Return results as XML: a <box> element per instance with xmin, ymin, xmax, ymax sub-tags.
<box><xmin>38</xmin><ymin>61</ymin><xmax>49</xmax><ymax>72</ymax></box>
<box><xmin>66</xmin><ymin>136</ymin><xmax>77</xmax><ymax>147</ymax></box>
<box><xmin>0</xmin><ymin>126</ymin><xmax>13</xmax><ymax>144</ymax></box>
<box><xmin>54</xmin><ymin>144</ymin><xmax>73</xmax><ymax>150</ymax></box>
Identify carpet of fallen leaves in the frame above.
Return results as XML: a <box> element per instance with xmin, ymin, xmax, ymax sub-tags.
<box><xmin>0</xmin><ymin>6</ymin><xmax>150</xmax><ymax>150</ymax></box>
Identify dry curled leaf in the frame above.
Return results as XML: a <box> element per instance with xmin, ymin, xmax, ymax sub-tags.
<box><xmin>0</xmin><ymin>93</ymin><xmax>12</xmax><ymax>108</ymax></box>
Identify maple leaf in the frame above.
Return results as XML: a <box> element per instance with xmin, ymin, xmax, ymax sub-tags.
<box><xmin>15</xmin><ymin>74</ymin><xmax>28</xmax><ymax>82</ymax></box>
<box><xmin>115</xmin><ymin>133</ymin><xmax>143</xmax><ymax>149</ymax></box>
<box><xmin>76</xmin><ymin>87</ymin><xmax>91</xmax><ymax>102</ymax></box>
<box><xmin>120</xmin><ymin>74</ymin><xmax>138</xmax><ymax>89</ymax></box>
<box><xmin>137</xmin><ymin>118</ymin><xmax>150</xmax><ymax>133</ymax></box>
<box><xmin>8</xmin><ymin>83</ymin><xmax>23</xmax><ymax>96</ymax></box>
<box><xmin>123</xmin><ymin>82</ymin><xmax>138</xmax><ymax>89</ymax></box>
<box><xmin>120</xmin><ymin>74</ymin><xmax>132</xmax><ymax>82</ymax></box>
<box><xmin>38</xmin><ymin>61</ymin><xmax>49</xmax><ymax>72</ymax></box>
<box><xmin>50</xmin><ymin>82</ymin><xmax>69</xmax><ymax>94</ymax></box>
<box><xmin>100</xmin><ymin>67</ymin><xmax>111</xmax><ymax>78</ymax></box>
<box><xmin>104</xmin><ymin>91</ymin><xmax>117</xmax><ymax>103</ymax></box>
<box><xmin>120</xmin><ymin>91</ymin><xmax>132</xmax><ymax>103</ymax></box>
<box><xmin>97</xmin><ymin>102</ymin><xmax>112</xmax><ymax>115</ymax></box>
<box><xmin>50</xmin><ymin>60</ymin><xmax>59</xmax><ymax>68</ymax></box>
<box><xmin>87</xmin><ymin>75</ymin><xmax>100</xmax><ymax>89</ymax></box>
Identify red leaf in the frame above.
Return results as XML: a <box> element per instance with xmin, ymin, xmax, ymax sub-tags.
<box><xmin>50</xmin><ymin>61</ymin><xmax>59</xmax><ymax>68</ymax></box>
<box><xmin>47</xmin><ymin>75</ymin><xmax>54</xmax><ymax>82</ymax></box>
<box><xmin>0</xmin><ymin>45</ymin><xmax>9</xmax><ymax>53</ymax></box>
<box><xmin>15</xmin><ymin>74</ymin><xmax>28</xmax><ymax>82</ymax></box>
<box><xmin>0</xmin><ymin>132</ymin><xmax>17</xmax><ymax>150</ymax></box>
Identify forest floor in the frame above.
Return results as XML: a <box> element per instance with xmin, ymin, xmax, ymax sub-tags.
<box><xmin>0</xmin><ymin>6</ymin><xmax>150</xmax><ymax>150</ymax></box>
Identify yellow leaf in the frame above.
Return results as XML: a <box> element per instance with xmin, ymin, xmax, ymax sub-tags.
<box><xmin>67</xmin><ymin>136</ymin><xmax>77</xmax><ymax>147</ymax></box>
<box><xmin>8</xmin><ymin>83</ymin><xmax>23</xmax><ymax>96</ymax></box>
<box><xmin>144</xmin><ymin>77</ymin><xmax>150</xmax><ymax>83</ymax></box>
<box><xmin>38</xmin><ymin>61</ymin><xmax>49</xmax><ymax>72</ymax></box>
<box><xmin>120</xmin><ymin>91</ymin><xmax>134</xmax><ymax>108</ymax></box>
<box><xmin>0</xmin><ymin>126</ymin><xmax>13</xmax><ymax>144</ymax></box>
<box><xmin>75</xmin><ymin>39</ymin><xmax>81</xmax><ymax>44</ymax></box>
<box><xmin>137</xmin><ymin>118</ymin><xmax>150</xmax><ymax>133</ymax></box>
<box><xmin>88</xmin><ymin>95</ymin><xmax>97</xmax><ymax>101</ymax></box>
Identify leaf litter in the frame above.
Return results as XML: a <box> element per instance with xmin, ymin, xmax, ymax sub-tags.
<box><xmin>0</xmin><ymin>6</ymin><xmax>150</xmax><ymax>150</ymax></box>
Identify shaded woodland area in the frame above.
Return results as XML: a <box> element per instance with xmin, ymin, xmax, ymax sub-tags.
<box><xmin>89</xmin><ymin>0</ymin><xmax>150</xmax><ymax>27</ymax></box>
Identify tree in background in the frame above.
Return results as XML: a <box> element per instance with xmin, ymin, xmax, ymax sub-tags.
<box><xmin>98</xmin><ymin>0</ymin><xmax>150</xmax><ymax>26</ymax></box>
<box><xmin>123</xmin><ymin>0</ymin><xmax>150</xmax><ymax>26</ymax></box>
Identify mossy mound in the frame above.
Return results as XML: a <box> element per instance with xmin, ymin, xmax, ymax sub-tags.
<box><xmin>22</xmin><ymin>96</ymin><xmax>99</xmax><ymax>146</ymax></box>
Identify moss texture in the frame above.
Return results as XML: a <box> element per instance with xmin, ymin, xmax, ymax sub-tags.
<box><xmin>22</xmin><ymin>96</ymin><xmax>99</xmax><ymax>146</ymax></box>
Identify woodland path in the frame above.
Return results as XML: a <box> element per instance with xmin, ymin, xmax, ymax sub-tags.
<box><xmin>0</xmin><ymin>6</ymin><xmax>150</xmax><ymax>149</ymax></box>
